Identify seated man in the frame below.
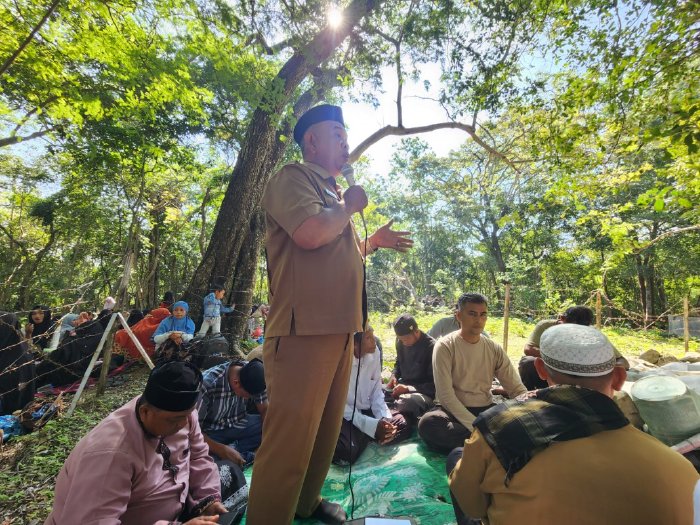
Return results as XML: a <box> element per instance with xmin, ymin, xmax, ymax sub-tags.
<box><xmin>418</xmin><ymin>293</ymin><xmax>526</xmax><ymax>454</ymax></box>
<box><xmin>387</xmin><ymin>314</ymin><xmax>436</xmax><ymax>426</ymax></box>
<box><xmin>518</xmin><ymin>305</ymin><xmax>629</xmax><ymax>390</ymax></box>
<box><xmin>427</xmin><ymin>312</ymin><xmax>460</xmax><ymax>340</ymax></box>
<box><xmin>199</xmin><ymin>358</ymin><xmax>268</xmax><ymax>466</ymax></box>
<box><xmin>46</xmin><ymin>361</ymin><xmax>228</xmax><ymax>524</ymax></box>
<box><xmin>447</xmin><ymin>324</ymin><xmax>698</xmax><ymax>525</ymax></box>
<box><xmin>334</xmin><ymin>327</ymin><xmax>410</xmax><ymax>465</ymax></box>
<box><xmin>428</xmin><ymin>304</ymin><xmax>490</xmax><ymax>341</ymax></box>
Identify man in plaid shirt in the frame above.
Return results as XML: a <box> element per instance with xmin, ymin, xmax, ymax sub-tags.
<box><xmin>198</xmin><ymin>358</ymin><xmax>268</xmax><ymax>466</ymax></box>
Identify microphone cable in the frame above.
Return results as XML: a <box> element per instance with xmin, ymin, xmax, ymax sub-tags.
<box><xmin>348</xmin><ymin>200</ymin><xmax>371</xmax><ymax>520</ymax></box>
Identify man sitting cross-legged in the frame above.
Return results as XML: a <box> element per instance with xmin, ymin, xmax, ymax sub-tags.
<box><xmin>447</xmin><ymin>324</ymin><xmax>699</xmax><ymax>525</ymax></box>
<box><xmin>418</xmin><ymin>293</ymin><xmax>526</xmax><ymax>454</ymax></box>
<box><xmin>333</xmin><ymin>327</ymin><xmax>411</xmax><ymax>465</ymax></box>
<box><xmin>45</xmin><ymin>361</ymin><xmax>229</xmax><ymax>525</ymax></box>
<box><xmin>199</xmin><ymin>358</ymin><xmax>268</xmax><ymax>467</ymax></box>
<box><xmin>386</xmin><ymin>314</ymin><xmax>436</xmax><ymax>428</ymax></box>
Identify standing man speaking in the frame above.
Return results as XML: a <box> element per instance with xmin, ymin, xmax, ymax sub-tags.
<box><xmin>247</xmin><ymin>104</ymin><xmax>412</xmax><ymax>524</ymax></box>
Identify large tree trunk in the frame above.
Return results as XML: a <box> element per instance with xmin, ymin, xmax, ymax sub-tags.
<box><xmin>182</xmin><ymin>0</ymin><xmax>382</xmax><ymax>335</ymax></box>
<box><xmin>221</xmin><ymin>210</ymin><xmax>266</xmax><ymax>349</ymax></box>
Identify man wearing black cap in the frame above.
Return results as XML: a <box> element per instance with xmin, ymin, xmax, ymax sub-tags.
<box><xmin>46</xmin><ymin>361</ymin><xmax>228</xmax><ymax>525</ymax></box>
<box><xmin>247</xmin><ymin>104</ymin><xmax>413</xmax><ymax>524</ymax></box>
<box><xmin>199</xmin><ymin>358</ymin><xmax>268</xmax><ymax>466</ymax></box>
<box><xmin>387</xmin><ymin>313</ymin><xmax>436</xmax><ymax>427</ymax></box>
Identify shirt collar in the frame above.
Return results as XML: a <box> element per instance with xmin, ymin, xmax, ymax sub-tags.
<box><xmin>303</xmin><ymin>161</ymin><xmax>336</xmax><ymax>183</ymax></box>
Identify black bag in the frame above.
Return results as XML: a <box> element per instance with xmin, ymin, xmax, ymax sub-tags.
<box><xmin>215</xmin><ymin>459</ymin><xmax>247</xmax><ymax>523</ymax></box>
<box><xmin>154</xmin><ymin>339</ymin><xmax>193</xmax><ymax>366</ymax></box>
<box><xmin>156</xmin><ymin>334</ymin><xmax>232</xmax><ymax>371</ymax></box>
<box><xmin>188</xmin><ymin>334</ymin><xmax>231</xmax><ymax>370</ymax></box>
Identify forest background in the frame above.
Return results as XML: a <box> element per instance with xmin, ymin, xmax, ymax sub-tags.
<box><xmin>1</xmin><ymin>0</ymin><xmax>699</xmax><ymax>343</ymax></box>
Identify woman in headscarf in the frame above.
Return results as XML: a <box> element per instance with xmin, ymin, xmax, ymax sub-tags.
<box><xmin>24</xmin><ymin>305</ymin><xmax>54</xmax><ymax>350</ymax></box>
<box><xmin>58</xmin><ymin>313</ymin><xmax>80</xmax><ymax>341</ymax></box>
<box><xmin>1</xmin><ymin>312</ymin><xmax>36</xmax><ymax>415</ymax></box>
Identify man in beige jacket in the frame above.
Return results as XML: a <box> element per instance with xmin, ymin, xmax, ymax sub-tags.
<box><xmin>418</xmin><ymin>292</ymin><xmax>526</xmax><ymax>453</ymax></box>
<box><xmin>448</xmin><ymin>324</ymin><xmax>698</xmax><ymax>525</ymax></box>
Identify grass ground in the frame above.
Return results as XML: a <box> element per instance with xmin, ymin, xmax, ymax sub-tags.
<box><xmin>0</xmin><ymin>311</ymin><xmax>696</xmax><ymax>523</ymax></box>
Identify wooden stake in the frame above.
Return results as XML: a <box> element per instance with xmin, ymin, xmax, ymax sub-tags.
<box><xmin>116</xmin><ymin>312</ymin><xmax>155</xmax><ymax>369</ymax></box>
<box><xmin>503</xmin><ymin>283</ymin><xmax>511</xmax><ymax>354</ymax></box>
<box><xmin>596</xmin><ymin>290</ymin><xmax>602</xmax><ymax>329</ymax></box>
<box><xmin>96</xmin><ymin>312</ymin><xmax>155</xmax><ymax>396</ymax></box>
<box><xmin>684</xmin><ymin>297</ymin><xmax>690</xmax><ymax>354</ymax></box>
<box><xmin>67</xmin><ymin>313</ymin><xmax>117</xmax><ymax>416</ymax></box>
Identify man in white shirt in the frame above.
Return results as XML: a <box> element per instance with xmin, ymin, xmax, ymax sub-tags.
<box><xmin>333</xmin><ymin>326</ymin><xmax>410</xmax><ymax>465</ymax></box>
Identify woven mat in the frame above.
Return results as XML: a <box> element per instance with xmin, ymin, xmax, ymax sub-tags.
<box><xmin>241</xmin><ymin>438</ymin><xmax>456</xmax><ymax>524</ymax></box>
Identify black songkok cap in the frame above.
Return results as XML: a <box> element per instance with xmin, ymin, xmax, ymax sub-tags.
<box><xmin>143</xmin><ymin>361</ymin><xmax>202</xmax><ymax>412</ymax></box>
<box><xmin>293</xmin><ymin>104</ymin><xmax>345</xmax><ymax>146</ymax></box>
<box><xmin>239</xmin><ymin>358</ymin><xmax>266</xmax><ymax>396</ymax></box>
<box><xmin>393</xmin><ymin>313</ymin><xmax>418</xmax><ymax>336</ymax></box>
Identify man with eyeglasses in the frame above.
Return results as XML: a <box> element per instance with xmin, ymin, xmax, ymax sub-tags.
<box><xmin>46</xmin><ymin>361</ymin><xmax>231</xmax><ymax>525</ymax></box>
<box><xmin>418</xmin><ymin>293</ymin><xmax>526</xmax><ymax>454</ymax></box>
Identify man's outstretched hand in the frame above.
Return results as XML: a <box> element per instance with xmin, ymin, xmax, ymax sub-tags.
<box><xmin>371</xmin><ymin>220</ymin><xmax>413</xmax><ymax>252</ymax></box>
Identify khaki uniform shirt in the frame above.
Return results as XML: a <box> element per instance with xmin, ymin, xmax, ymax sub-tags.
<box><xmin>527</xmin><ymin>319</ymin><xmax>558</xmax><ymax>347</ymax></box>
<box><xmin>433</xmin><ymin>332</ymin><xmax>527</xmax><ymax>430</ymax></box>
<box><xmin>450</xmin><ymin>424</ymin><xmax>698</xmax><ymax>525</ymax></box>
<box><xmin>262</xmin><ymin>161</ymin><xmax>364</xmax><ymax>337</ymax></box>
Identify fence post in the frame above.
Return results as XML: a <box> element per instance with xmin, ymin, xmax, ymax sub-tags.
<box><xmin>596</xmin><ymin>290</ymin><xmax>602</xmax><ymax>329</ymax></box>
<box><xmin>67</xmin><ymin>313</ymin><xmax>117</xmax><ymax>416</ymax></box>
<box><xmin>684</xmin><ymin>297</ymin><xmax>690</xmax><ymax>354</ymax></box>
<box><xmin>503</xmin><ymin>283</ymin><xmax>511</xmax><ymax>354</ymax></box>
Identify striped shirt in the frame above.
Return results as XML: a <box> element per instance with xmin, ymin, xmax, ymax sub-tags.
<box><xmin>198</xmin><ymin>361</ymin><xmax>267</xmax><ymax>432</ymax></box>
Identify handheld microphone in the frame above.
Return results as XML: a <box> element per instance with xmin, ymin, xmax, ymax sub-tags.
<box><xmin>341</xmin><ymin>163</ymin><xmax>355</xmax><ymax>186</ymax></box>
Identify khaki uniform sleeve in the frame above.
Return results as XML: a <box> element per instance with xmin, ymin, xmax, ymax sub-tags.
<box><xmin>433</xmin><ymin>339</ymin><xmax>477</xmax><ymax>430</ymax></box>
<box><xmin>493</xmin><ymin>343</ymin><xmax>527</xmax><ymax>398</ymax></box>
<box><xmin>263</xmin><ymin>165</ymin><xmax>325</xmax><ymax>237</ymax></box>
<box><xmin>449</xmin><ymin>430</ymin><xmax>491</xmax><ymax>519</ymax></box>
<box><xmin>527</xmin><ymin>320</ymin><xmax>554</xmax><ymax>347</ymax></box>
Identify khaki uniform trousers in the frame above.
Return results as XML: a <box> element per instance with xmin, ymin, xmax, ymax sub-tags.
<box><xmin>246</xmin><ymin>333</ymin><xmax>352</xmax><ymax>524</ymax></box>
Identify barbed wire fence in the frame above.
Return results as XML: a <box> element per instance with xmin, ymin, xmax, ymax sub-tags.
<box><xmin>0</xmin><ymin>271</ymin><xmax>265</xmax><ymax>414</ymax></box>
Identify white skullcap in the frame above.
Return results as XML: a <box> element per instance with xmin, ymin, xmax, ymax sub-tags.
<box><xmin>540</xmin><ymin>324</ymin><xmax>616</xmax><ymax>377</ymax></box>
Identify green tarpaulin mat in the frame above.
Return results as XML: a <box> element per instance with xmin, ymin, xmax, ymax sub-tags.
<box><xmin>241</xmin><ymin>438</ymin><xmax>457</xmax><ymax>524</ymax></box>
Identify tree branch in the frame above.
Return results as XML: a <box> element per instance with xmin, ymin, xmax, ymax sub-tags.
<box><xmin>349</xmin><ymin>122</ymin><xmax>522</xmax><ymax>173</ymax></box>
<box><xmin>0</xmin><ymin>0</ymin><xmax>61</xmax><ymax>77</ymax></box>
<box><xmin>276</xmin><ymin>0</ymin><xmax>380</xmax><ymax>97</ymax></box>
<box><xmin>0</xmin><ymin>128</ymin><xmax>54</xmax><ymax>148</ymax></box>
<box><xmin>635</xmin><ymin>224</ymin><xmax>700</xmax><ymax>253</ymax></box>
<box><xmin>0</xmin><ymin>223</ymin><xmax>29</xmax><ymax>256</ymax></box>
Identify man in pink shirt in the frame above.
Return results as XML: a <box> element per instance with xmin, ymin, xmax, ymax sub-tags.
<box><xmin>45</xmin><ymin>361</ymin><xmax>228</xmax><ymax>525</ymax></box>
